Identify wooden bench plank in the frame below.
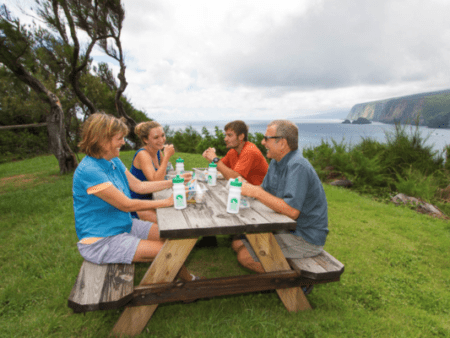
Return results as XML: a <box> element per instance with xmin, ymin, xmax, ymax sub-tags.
<box><xmin>68</xmin><ymin>260</ymin><xmax>135</xmax><ymax>313</ymax></box>
<box><xmin>129</xmin><ymin>270</ymin><xmax>335</xmax><ymax>306</ymax></box>
<box><xmin>288</xmin><ymin>251</ymin><xmax>344</xmax><ymax>280</ymax></box>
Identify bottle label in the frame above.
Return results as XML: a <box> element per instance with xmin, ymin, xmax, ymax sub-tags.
<box><xmin>208</xmin><ymin>175</ymin><xmax>212</xmax><ymax>184</ymax></box>
<box><xmin>175</xmin><ymin>194</ymin><xmax>184</xmax><ymax>207</ymax></box>
<box><xmin>230</xmin><ymin>198</ymin><xmax>238</xmax><ymax>211</ymax></box>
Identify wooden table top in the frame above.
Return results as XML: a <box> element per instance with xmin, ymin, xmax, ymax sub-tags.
<box><xmin>155</xmin><ymin>180</ymin><xmax>296</xmax><ymax>239</ymax></box>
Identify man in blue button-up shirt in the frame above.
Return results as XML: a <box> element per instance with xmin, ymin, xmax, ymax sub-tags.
<box><xmin>232</xmin><ymin>120</ymin><xmax>328</xmax><ymax>273</ymax></box>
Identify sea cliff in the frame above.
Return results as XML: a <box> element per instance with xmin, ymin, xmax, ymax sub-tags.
<box><xmin>346</xmin><ymin>89</ymin><xmax>450</xmax><ymax>128</ymax></box>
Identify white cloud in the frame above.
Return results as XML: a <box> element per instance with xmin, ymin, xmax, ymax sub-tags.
<box><xmin>5</xmin><ymin>0</ymin><xmax>450</xmax><ymax>122</ymax></box>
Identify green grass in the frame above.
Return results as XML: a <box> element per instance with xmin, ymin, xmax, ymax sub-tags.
<box><xmin>1</xmin><ymin>152</ymin><xmax>449</xmax><ymax>337</ymax></box>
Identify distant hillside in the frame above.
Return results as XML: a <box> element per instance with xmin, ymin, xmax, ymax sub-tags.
<box><xmin>347</xmin><ymin>89</ymin><xmax>450</xmax><ymax>128</ymax></box>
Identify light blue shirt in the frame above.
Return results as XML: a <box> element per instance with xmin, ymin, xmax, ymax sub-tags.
<box><xmin>262</xmin><ymin>149</ymin><xmax>329</xmax><ymax>246</ymax></box>
<box><xmin>73</xmin><ymin>156</ymin><xmax>132</xmax><ymax>240</ymax></box>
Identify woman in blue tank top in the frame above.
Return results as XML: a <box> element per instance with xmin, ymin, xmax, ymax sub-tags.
<box><xmin>130</xmin><ymin>121</ymin><xmax>190</xmax><ymax>221</ymax></box>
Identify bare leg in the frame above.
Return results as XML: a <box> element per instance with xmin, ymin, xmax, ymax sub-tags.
<box><xmin>147</xmin><ymin>222</ymin><xmax>162</xmax><ymax>241</ymax></box>
<box><xmin>136</xmin><ymin>209</ymin><xmax>157</xmax><ymax>223</ymax></box>
<box><xmin>232</xmin><ymin>239</ymin><xmax>265</xmax><ymax>273</ymax></box>
<box><xmin>132</xmin><ymin>222</ymin><xmax>164</xmax><ymax>262</ymax></box>
<box><xmin>132</xmin><ymin>239</ymin><xmax>164</xmax><ymax>262</ymax></box>
<box><xmin>232</xmin><ymin>239</ymin><xmax>244</xmax><ymax>253</ymax></box>
<box><xmin>177</xmin><ymin>264</ymin><xmax>195</xmax><ymax>281</ymax></box>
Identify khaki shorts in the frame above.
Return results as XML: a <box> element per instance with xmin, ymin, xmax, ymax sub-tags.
<box><xmin>242</xmin><ymin>230</ymin><xmax>323</xmax><ymax>262</ymax></box>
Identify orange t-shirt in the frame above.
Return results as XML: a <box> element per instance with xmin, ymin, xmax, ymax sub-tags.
<box><xmin>221</xmin><ymin>142</ymin><xmax>268</xmax><ymax>185</ymax></box>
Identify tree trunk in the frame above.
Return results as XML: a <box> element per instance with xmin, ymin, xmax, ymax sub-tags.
<box><xmin>46</xmin><ymin>93</ymin><xmax>78</xmax><ymax>174</ymax></box>
<box><xmin>4</xmin><ymin>58</ymin><xmax>78</xmax><ymax>174</ymax></box>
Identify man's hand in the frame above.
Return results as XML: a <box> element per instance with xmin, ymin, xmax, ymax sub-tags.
<box><xmin>241</xmin><ymin>182</ymin><xmax>261</xmax><ymax>198</ymax></box>
<box><xmin>202</xmin><ymin>147</ymin><xmax>217</xmax><ymax>162</ymax></box>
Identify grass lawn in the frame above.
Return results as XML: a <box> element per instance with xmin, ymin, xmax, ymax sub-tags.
<box><xmin>0</xmin><ymin>152</ymin><xmax>449</xmax><ymax>337</ymax></box>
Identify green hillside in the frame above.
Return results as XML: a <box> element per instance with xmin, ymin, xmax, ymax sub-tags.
<box><xmin>347</xmin><ymin>89</ymin><xmax>450</xmax><ymax>128</ymax></box>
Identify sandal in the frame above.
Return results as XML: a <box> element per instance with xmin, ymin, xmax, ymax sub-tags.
<box><xmin>302</xmin><ymin>285</ymin><xmax>314</xmax><ymax>295</ymax></box>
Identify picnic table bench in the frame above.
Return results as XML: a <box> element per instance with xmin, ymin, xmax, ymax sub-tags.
<box><xmin>68</xmin><ymin>250</ymin><xmax>344</xmax><ymax>313</ymax></box>
<box><xmin>68</xmin><ymin>179</ymin><xmax>344</xmax><ymax>336</ymax></box>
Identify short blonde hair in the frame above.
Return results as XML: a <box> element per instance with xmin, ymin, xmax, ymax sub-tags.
<box><xmin>135</xmin><ymin>121</ymin><xmax>162</xmax><ymax>145</ymax></box>
<box><xmin>78</xmin><ymin>112</ymin><xmax>129</xmax><ymax>158</ymax></box>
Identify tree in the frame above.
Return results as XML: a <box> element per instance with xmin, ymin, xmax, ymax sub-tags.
<box><xmin>37</xmin><ymin>0</ymin><xmax>138</xmax><ymax>140</ymax></box>
<box><xmin>0</xmin><ymin>5</ymin><xmax>77</xmax><ymax>173</ymax></box>
<box><xmin>0</xmin><ymin>66</ymin><xmax>49</xmax><ymax>161</ymax></box>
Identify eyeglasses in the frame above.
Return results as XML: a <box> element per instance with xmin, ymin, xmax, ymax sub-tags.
<box><xmin>263</xmin><ymin>136</ymin><xmax>282</xmax><ymax>142</ymax></box>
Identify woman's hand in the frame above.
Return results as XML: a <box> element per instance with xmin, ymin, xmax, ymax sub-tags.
<box><xmin>163</xmin><ymin>144</ymin><xmax>175</xmax><ymax>159</ymax></box>
<box><xmin>165</xmin><ymin>194</ymin><xmax>174</xmax><ymax>207</ymax></box>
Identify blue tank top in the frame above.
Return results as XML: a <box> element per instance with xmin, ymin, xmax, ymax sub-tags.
<box><xmin>130</xmin><ymin>148</ymin><xmax>161</xmax><ymax>200</ymax></box>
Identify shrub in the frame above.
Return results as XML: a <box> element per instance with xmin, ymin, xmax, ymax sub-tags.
<box><xmin>172</xmin><ymin>126</ymin><xmax>202</xmax><ymax>154</ymax></box>
<box><xmin>0</xmin><ymin>129</ymin><xmax>49</xmax><ymax>163</ymax></box>
<box><xmin>382</xmin><ymin>123</ymin><xmax>444</xmax><ymax>179</ymax></box>
<box><xmin>196</xmin><ymin>127</ymin><xmax>227</xmax><ymax>156</ymax></box>
<box><xmin>394</xmin><ymin>167</ymin><xmax>440</xmax><ymax>202</ymax></box>
<box><xmin>350</xmin><ymin>149</ymin><xmax>391</xmax><ymax>189</ymax></box>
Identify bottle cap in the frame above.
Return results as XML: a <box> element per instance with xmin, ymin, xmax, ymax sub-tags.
<box><xmin>176</xmin><ymin>158</ymin><xmax>184</xmax><ymax>163</ymax></box>
<box><xmin>230</xmin><ymin>178</ymin><xmax>242</xmax><ymax>187</ymax></box>
<box><xmin>209</xmin><ymin>163</ymin><xmax>217</xmax><ymax>167</ymax></box>
<box><xmin>172</xmin><ymin>175</ymin><xmax>184</xmax><ymax>184</ymax></box>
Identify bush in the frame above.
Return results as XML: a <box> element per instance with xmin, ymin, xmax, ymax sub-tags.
<box><xmin>395</xmin><ymin>167</ymin><xmax>440</xmax><ymax>202</ymax></box>
<box><xmin>171</xmin><ymin>126</ymin><xmax>202</xmax><ymax>154</ymax></box>
<box><xmin>382</xmin><ymin>123</ymin><xmax>444</xmax><ymax>179</ymax></box>
<box><xmin>303</xmin><ymin>123</ymin><xmax>450</xmax><ymax>204</ymax></box>
<box><xmin>196</xmin><ymin>127</ymin><xmax>227</xmax><ymax>156</ymax></box>
<box><xmin>0</xmin><ymin>129</ymin><xmax>49</xmax><ymax>163</ymax></box>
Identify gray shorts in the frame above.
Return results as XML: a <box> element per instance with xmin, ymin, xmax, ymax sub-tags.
<box><xmin>242</xmin><ymin>230</ymin><xmax>323</xmax><ymax>262</ymax></box>
<box><xmin>77</xmin><ymin>219</ymin><xmax>153</xmax><ymax>264</ymax></box>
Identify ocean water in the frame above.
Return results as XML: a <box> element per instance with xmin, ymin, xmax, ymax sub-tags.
<box><xmin>162</xmin><ymin>119</ymin><xmax>450</xmax><ymax>155</ymax></box>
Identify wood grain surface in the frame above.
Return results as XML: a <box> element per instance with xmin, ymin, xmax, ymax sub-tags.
<box><xmin>155</xmin><ymin>180</ymin><xmax>296</xmax><ymax>238</ymax></box>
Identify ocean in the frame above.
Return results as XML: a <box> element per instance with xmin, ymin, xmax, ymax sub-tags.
<box><xmin>162</xmin><ymin>119</ymin><xmax>450</xmax><ymax>155</ymax></box>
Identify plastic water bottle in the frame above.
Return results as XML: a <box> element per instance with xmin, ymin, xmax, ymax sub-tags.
<box><xmin>208</xmin><ymin>163</ymin><xmax>217</xmax><ymax>186</ymax></box>
<box><xmin>175</xmin><ymin>158</ymin><xmax>184</xmax><ymax>174</ymax></box>
<box><xmin>227</xmin><ymin>178</ymin><xmax>242</xmax><ymax>214</ymax></box>
<box><xmin>172</xmin><ymin>175</ymin><xmax>186</xmax><ymax>210</ymax></box>
<box><xmin>166</xmin><ymin>161</ymin><xmax>174</xmax><ymax>174</ymax></box>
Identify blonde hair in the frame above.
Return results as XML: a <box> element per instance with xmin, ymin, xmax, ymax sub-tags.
<box><xmin>78</xmin><ymin>112</ymin><xmax>129</xmax><ymax>158</ymax></box>
<box><xmin>134</xmin><ymin>121</ymin><xmax>162</xmax><ymax>145</ymax></box>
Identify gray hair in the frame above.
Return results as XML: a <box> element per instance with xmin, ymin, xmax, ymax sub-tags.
<box><xmin>268</xmin><ymin>120</ymin><xmax>298</xmax><ymax>151</ymax></box>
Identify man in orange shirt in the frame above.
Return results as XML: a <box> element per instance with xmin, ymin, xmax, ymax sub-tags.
<box><xmin>202</xmin><ymin>120</ymin><xmax>268</xmax><ymax>185</ymax></box>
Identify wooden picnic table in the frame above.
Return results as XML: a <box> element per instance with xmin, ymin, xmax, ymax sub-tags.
<box><xmin>111</xmin><ymin>179</ymin><xmax>313</xmax><ymax>336</ymax></box>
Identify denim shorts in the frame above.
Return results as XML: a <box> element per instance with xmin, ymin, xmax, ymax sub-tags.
<box><xmin>77</xmin><ymin>219</ymin><xmax>153</xmax><ymax>264</ymax></box>
<box><xmin>242</xmin><ymin>230</ymin><xmax>323</xmax><ymax>262</ymax></box>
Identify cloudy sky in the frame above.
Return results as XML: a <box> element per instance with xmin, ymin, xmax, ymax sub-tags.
<box><xmin>5</xmin><ymin>0</ymin><xmax>450</xmax><ymax>122</ymax></box>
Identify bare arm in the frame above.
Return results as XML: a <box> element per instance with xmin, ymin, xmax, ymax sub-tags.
<box><xmin>241</xmin><ymin>183</ymin><xmax>300</xmax><ymax>220</ymax></box>
<box><xmin>126</xmin><ymin>170</ymin><xmax>172</xmax><ymax>195</ymax></box>
<box><xmin>216</xmin><ymin>160</ymin><xmax>240</xmax><ymax>180</ymax></box>
<box><xmin>93</xmin><ymin>184</ymin><xmax>173</xmax><ymax>212</ymax></box>
<box><xmin>135</xmin><ymin>150</ymin><xmax>166</xmax><ymax>182</ymax></box>
<box><xmin>202</xmin><ymin>147</ymin><xmax>240</xmax><ymax>180</ymax></box>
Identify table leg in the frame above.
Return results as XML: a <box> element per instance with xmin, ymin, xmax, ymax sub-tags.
<box><xmin>246</xmin><ymin>233</ymin><xmax>312</xmax><ymax>312</ymax></box>
<box><xmin>111</xmin><ymin>238</ymin><xmax>197</xmax><ymax>337</ymax></box>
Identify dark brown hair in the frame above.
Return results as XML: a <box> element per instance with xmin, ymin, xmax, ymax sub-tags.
<box><xmin>224</xmin><ymin>120</ymin><xmax>248</xmax><ymax>141</ymax></box>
